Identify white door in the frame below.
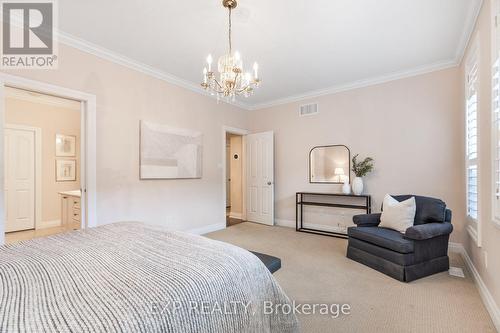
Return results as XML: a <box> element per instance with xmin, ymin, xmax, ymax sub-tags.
<box><xmin>4</xmin><ymin>127</ymin><xmax>36</xmax><ymax>232</ymax></box>
<box><xmin>246</xmin><ymin>131</ymin><xmax>274</xmax><ymax>225</ymax></box>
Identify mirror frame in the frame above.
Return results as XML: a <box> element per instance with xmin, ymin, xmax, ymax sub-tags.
<box><xmin>309</xmin><ymin>145</ymin><xmax>351</xmax><ymax>184</ymax></box>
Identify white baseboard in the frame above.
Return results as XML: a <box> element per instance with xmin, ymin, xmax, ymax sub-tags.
<box><xmin>229</xmin><ymin>212</ymin><xmax>242</xmax><ymax>219</ymax></box>
<box><xmin>187</xmin><ymin>223</ymin><xmax>226</xmax><ymax>235</ymax></box>
<box><xmin>275</xmin><ymin>218</ymin><xmax>295</xmax><ymax>228</ymax></box>
<box><xmin>449</xmin><ymin>242</ymin><xmax>500</xmax><ymax>332</ymax></box>
<box><xmin>36</xmin><ymin>219</ymin><xmax>61</xmax><ymax>230</ymax></box>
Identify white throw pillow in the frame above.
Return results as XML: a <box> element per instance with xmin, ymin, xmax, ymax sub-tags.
<box><xmin>379</xmin><ymin>195</ymin><xmax>416</xmax><ymax>233</ymax></box>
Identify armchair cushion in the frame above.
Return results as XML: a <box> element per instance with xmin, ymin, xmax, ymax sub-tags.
<box><xmin>352</xmin><ymin>213</ymin><xmax>381</xmax><ymax>227</ymax></box>
<box><xmin>405</xmin><ymin>222</ymin><xmax>453</xmax><ymax>241</ymax></box>
<box><xmin>348</xmin><ymin>227</ymin><xmax>414</xmax><ymax>254</ymax></box>
<box><xmin>445</xmin><ymin>209</ymin><xmax>452</xmax><ymax>223</ymax></box>
<box><xmin>390</xmin><ymin>195</ymin><xmax>446</xmax><ymax>225</ymax></box>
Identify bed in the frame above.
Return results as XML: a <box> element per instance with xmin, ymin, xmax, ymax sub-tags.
<box><xmin>0</xmin><ymin>222</ymin><xmax>299</xmax><ymax>332</ymax></box>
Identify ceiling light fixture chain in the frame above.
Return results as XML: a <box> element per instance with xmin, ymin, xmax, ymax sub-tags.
<box><xmin>228</xmin><ymin>6</ymin><xmax>232</xmax><ymax>54</ymax></box>
<box><xmin>201</xmin><ymin>0</ymin><xmax>260</xmax><ymax>102</ymax></box>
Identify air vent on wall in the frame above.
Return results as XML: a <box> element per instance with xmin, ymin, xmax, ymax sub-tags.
<box><xmin>299</xmin><ymin>103</ymin><xmax>319</xmax><ymax>117</ymax></box>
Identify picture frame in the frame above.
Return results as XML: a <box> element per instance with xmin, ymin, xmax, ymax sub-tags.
<box><xmin>56</xmin><ymin>134</ymin><xmax>76</xmax><ymax>157</ymax></box>
<box><xmin>56</xmin><ymin>159</ymin><xmax>77</xmax><ymax>182</ymax></box>
<box><xmin>139</xmin><ymin>121</ymin><xmax>203</xmax><ymax>180</ymax></box>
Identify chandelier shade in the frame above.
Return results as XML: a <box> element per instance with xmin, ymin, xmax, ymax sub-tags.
<box><xmin>201</xmin><ymin>0</ymin><xmax>260</xmax><ymax>101</ymax></box>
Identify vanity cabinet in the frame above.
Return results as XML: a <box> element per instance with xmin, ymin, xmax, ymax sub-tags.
<box><xmin>60</xmin><ymin>191</ymin><xmax>81</xmax><ymax>227</ymax></box>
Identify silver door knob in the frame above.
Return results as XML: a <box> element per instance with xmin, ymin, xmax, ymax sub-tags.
<box><xmin>267</xmin><ymin>181</ymin><xmax>272</xmax><ymax>185</ymax></box>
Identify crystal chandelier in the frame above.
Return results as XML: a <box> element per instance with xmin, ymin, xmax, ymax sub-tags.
<box><xmin>201</xmin><ymin>0</ymin><xmax>260</xmax><ymax>101</ymax></box>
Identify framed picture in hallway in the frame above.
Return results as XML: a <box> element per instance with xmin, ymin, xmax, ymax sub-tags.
<box><xmin>56</xmin><ymin>159</ymin><xmax>77</xmax><ymax>182</ymax></box>
<box><xmin>56</xmin><ymin>134</ymin><xmax>76</xmax><ymax>157</ymax></box>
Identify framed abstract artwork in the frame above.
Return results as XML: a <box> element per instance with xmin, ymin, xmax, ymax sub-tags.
<box><xmin>56</xmin><ymin>134</ymin><xmax>76</xmax><ymax>157</ymax></box>
<box><xmin>140</xmin><ymin>121</ymin><xmax>203</xmax><ymax>179</ymax></box>
<box><xmin>56</xmin><ymin>159</ymin><xmax>77</xmax><ymax>182</ymax></box>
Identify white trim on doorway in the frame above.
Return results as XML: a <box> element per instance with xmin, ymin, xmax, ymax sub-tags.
<box><xmin>222</xmin><ymin>126</ymin><xmax>249</xmax><ymax>227</ymax></box>
<box><xmin>0</xmin><ymin>73</ymin><xmax>97</xmax><ymax>245</ymax></box>
<box><xmin>4</xmin><ymin>124</ymin><xmax>42</xmax><ymax>231</ymax></box>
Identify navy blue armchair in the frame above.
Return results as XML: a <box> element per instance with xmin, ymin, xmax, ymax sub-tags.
<box><xmin>346</xmin><ymin>195</ymin><xmax>453</xmax><ymax>282</ymax></box>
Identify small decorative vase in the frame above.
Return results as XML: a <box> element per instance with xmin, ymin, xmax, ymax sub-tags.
<box><xmin>352</xmin><ymin>177</ymin><xmax>364</xmax><ymax>196</ymax></box>
<box><xmin>342</xmin><ymin>180</ymin><xmax>351</xmax><ymax>194</ymax></box>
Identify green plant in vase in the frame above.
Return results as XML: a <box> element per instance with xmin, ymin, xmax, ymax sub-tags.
<box><xmin>351</xmin><ymin>154</ymin><xmax>374</xmax><ymax>195</ymax></box>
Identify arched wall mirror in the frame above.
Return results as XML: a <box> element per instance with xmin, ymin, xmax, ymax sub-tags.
<box><xmin>309</xmin><ymin>145</ymin><xmax>350</xmax><ymax>184</ymax></box>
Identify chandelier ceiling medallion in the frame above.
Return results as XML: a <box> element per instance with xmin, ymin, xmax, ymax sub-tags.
<box><xmin>201</xmin><ymin>0</ymin><xmax>260</xmax><ymax>101</ymax></box>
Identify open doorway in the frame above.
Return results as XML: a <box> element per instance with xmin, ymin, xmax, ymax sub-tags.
<box><xmin>226</xmin><ymin>132</ymin><xmax>244</xmax><ymax>227</ymax></box>
<box><xmin>222</xmin><ymin>127</ymin><xmax>275</xmax><ymax>229</ymax></box>
<box><xmin>0</xmin><ymin>74</ymin><xmax>97</xmax><ymax>246</ymax></box>
<box><xmin>3</xmin><ymin>87</ymin><xmax>82</xmax><ymax>244</ymax></box>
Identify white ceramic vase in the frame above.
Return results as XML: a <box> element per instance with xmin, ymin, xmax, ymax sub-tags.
<box><xmin>342</xmin><ymin>180</ymin><xmax>351</xmax><ymax>194</ymax></box>
<box><xmin>352</xmin><ymin>177</ymin><xmax>364</xmax><ymax>196</ymax></box>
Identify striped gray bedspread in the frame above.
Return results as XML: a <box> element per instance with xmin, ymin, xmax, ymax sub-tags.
<box><xmin>0</xmin><ymin>222</ymin><xmax>299</xmax><ymax>332</ymax></box>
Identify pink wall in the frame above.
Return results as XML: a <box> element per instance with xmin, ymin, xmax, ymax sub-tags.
<box><xmin>249</xmin><ymin>67</ymin><xmax>466</xmax><ymax>242</ymax></box>
<box><xmin>0</xmin><ymin>35</ymin><xmax>469</xmax><ymax>244</ymax></box>
<box><xmin>1</xmin><ymin>43</ymin><xmax>249</xmax><ymax>232</ymax></box>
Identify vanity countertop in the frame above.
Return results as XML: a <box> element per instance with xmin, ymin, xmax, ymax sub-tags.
<box><xmin>59</xmin><ymin>190</ymin><xmax>81</xmax><ymax>197</ymax></box>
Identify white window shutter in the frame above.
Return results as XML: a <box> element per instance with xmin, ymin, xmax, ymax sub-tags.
<box><xmin>466</xmin><ymin>44</ymin><xmax>479</xmax><ymax>222</ymax></box>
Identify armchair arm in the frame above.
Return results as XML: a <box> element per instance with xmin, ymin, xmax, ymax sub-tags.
<box><xmin>405</xmin><ymin>222</ymin><xmax>453</xmax><ymax>241</ymax></box>
<box><xmin>353</xmin><ymin>213</ymin><xmax>381</xmax><ymax>227</ymax></box>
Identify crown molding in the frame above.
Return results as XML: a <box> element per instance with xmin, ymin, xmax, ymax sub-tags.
<box><xmin>56</xmin><ymin>31</ymin><xmax>253</xmax><ymax>111</ymax></box>
<box><xmin>454</xmin><ymin>0</ymin><xmax>484</xmax><ymax>65</ymax></box>
<box><xmin>248</xmin><ymin>59</ymin><xmax>458</xmax><ymax>110</ymax></box>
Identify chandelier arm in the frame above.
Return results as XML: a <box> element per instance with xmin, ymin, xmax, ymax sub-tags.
<box><xmin>236</xmin><ymin>85</ymin><xmax>250</xmax><ymax>93</ymax></box>
<box><xmin>213</xmin><ymin>78</ymin><xmax>224</xmax><ymax>89</ymax></box>
<box><xmin>234</xmin><ymin>70</ymin><xmax>239</xmax><ymax>84</ymax></box>
<box><xmin>208</xmin><ymin>80</ymin><xmax>224</xmax><ymax>94</ymax></box>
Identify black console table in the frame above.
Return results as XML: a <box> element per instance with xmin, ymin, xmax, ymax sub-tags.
<box><xmin>296</xmin><ymin>192</ymin><xmax>372</xmax><ymax>239</ymax></box>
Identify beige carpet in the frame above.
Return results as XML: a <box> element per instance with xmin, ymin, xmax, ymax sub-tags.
<box><xmin>207</xmin><ymin>222</ymin><xmax>496</xmax><ymax>333</ymax></box>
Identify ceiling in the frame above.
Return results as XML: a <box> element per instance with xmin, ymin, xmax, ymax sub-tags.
<box><xmin>58</xmin><ymin>0</ymin><xmax>482</xmax><ymax>110</ymax></box>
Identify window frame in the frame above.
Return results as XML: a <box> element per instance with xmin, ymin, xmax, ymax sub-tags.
<box><xmin>465</xmin><ymin>35</ymin><xmax>481</xmax><ymax>246</ymax></box>
<box><xmin>492</xmin><ymin>1</ymin><xmax>500</xmax><ymax>229</ymax></box>
<box><xmin>492</xmin><ymin>54</ymin><xmax>500</xmax><ymax>228</ymax></box>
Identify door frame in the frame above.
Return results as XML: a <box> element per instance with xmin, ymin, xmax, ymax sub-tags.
<box><xmin>4</xmin><ymin>124</ymin><xmax>42</xmax><ymax>231</ymax></box>
<box><xmin>222</xmin><ymin>126</ymin><xmax>249</xmax><ymax>225</ymax></box>
<box><xmin>0</xmin><ymin>73</ymin><xmax>97</xmax><ymax>245</ymax></box>
<box><xmin>225</xmin><ymin>140</ymin><xmax>231</xmax><ymax>208</ymax></box>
